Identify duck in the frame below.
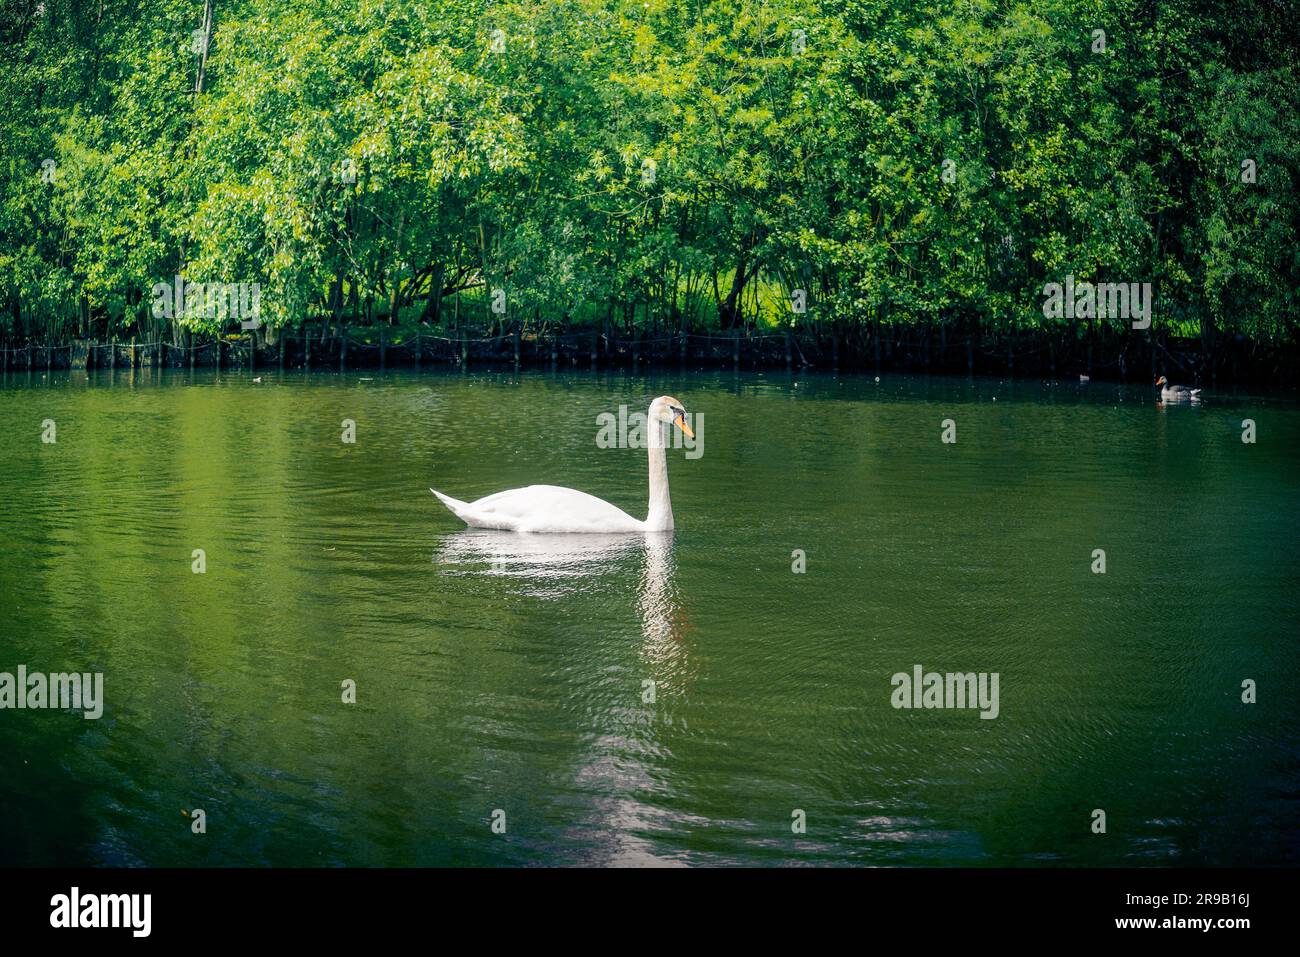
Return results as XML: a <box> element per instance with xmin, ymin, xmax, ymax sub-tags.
<box><xmin>1155</xmin><ymin>375</ymin><xmax>1201</xmax><ymax>401</ymax></box>
<box><xmin>431</xmin><ymin>395</ymin><xmax>694</xmax><ymax>533</ymax></box>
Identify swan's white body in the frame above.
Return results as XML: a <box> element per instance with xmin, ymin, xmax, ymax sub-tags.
<box><xmin>431</xmin><ymin>396</ymin><xmax>690</xmax><ymax>534</ymax></box>
<box><xmin>432</xmin><ymin>485</ymin><xmax>654</xmax><ymax>533</ymax></box>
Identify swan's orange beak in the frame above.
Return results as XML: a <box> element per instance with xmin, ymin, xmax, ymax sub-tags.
<box><xmin>673</xmin><ymin>414</ymin><xmax>694</xmax><ymax>439</ymax></box>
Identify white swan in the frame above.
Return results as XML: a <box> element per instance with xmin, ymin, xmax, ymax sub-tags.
<box><xmin>431</xmin><ymin>395</ymin><xmax>694</xmax><ymax>533</ymax></box>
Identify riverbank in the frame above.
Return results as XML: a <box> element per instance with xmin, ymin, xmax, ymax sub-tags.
<box><xmin>4</xmin><ymin>324</ymin><xmax>1295</xmax><ymax>390</ymax></box>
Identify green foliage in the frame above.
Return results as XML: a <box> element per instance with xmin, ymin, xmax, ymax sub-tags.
<box><xmin>1</xmin><ymin>0</ymin><xmax>1296</xmax><ymax>346</ymax></box>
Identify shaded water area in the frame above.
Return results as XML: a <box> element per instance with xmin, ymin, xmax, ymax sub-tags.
<box><xmin>0</xmin><ymin>366</ymin><xmax>1296</xmax><ymax>866</ymax></box>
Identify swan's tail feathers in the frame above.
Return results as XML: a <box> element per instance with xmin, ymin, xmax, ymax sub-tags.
<box><xmin>430</xmin><ymin>488</ymin><xmax>472</xmax><ymax>524</ymax></box>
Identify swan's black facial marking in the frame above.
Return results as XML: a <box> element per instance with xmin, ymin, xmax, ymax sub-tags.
<box><xmin>669</xmin><ymin>405</ymin><xmax>684</xmax><ymax>417</ymax></box>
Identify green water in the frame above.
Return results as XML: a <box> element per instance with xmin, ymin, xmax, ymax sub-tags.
<box><xmin>0</xmin><ymin>367</ymin><xmax>1296</xmax><ymax>866</ymax></box>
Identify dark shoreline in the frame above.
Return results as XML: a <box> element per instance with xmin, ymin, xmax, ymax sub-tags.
<box><xmin>4</xmin><ymin>325</ymin><xmax>1295</xmax><ymax>392</ymax></box>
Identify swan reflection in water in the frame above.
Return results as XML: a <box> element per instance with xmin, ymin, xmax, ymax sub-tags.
<box><xmin>434</xmin><ymin>529</ymin><xmax>691</xmax><ymax>662</ymax></box>
<box><xmin>435</xmin><ymin>528</ymin><xmax>696</xmax><ymax>864</ymax></box>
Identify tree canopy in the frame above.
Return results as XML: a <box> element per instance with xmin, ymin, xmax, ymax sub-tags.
<box><xmin>1</xmin><ymin>0</ymin><xmax>1296</xmax><ymax>357</ymax></box>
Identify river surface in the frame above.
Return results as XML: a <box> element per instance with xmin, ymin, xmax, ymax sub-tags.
<box><xmin>0</xmin><ymin>366</ymin><xmax>1296</xmax><ymax>866</ymax></box>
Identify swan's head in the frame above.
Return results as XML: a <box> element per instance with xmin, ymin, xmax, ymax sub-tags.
<box><xmin>650</xmin><ymin>395</ymin><xmax>694</xmax><ymax>439</ymax></box>
<box><xmin>1155</xmin><ymin>376</ymin><xmax>1167</xmax><ymax>386</ymax></box>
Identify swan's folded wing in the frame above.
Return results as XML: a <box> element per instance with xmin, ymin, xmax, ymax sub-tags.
<box><xmin>463</xmin><ymin>485</ymin><xmax>644</xmax><ymax>533</ymax></box>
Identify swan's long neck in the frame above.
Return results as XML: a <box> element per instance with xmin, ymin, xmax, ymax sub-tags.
<box><xmin>645</xmin><ymin>420</ymin><xmax>674</xmax><ymax>531</ymax></box>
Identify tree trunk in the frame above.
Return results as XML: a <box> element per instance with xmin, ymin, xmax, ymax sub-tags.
<box><xmin>422</xmin><ymin>262</ymin><xmax>445</xmax><ymax>323</ymax></box>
